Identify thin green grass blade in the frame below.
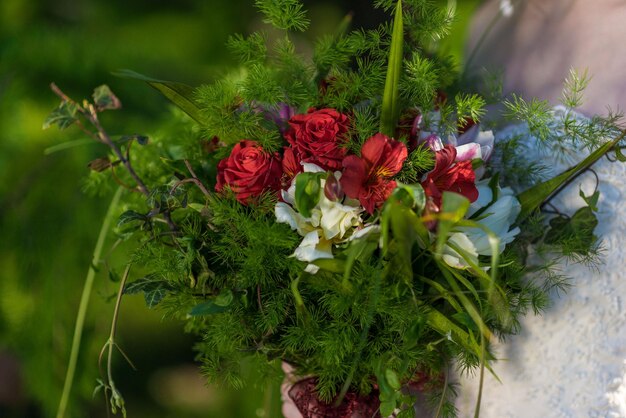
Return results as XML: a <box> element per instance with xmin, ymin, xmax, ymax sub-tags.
<box><xmin>379</xmin><ymin>0</ymin><xmax>403</xmax><ymax>137</ymax></box>
<box><xmin>112</xmin><ymin>69</ymin><xmax>205</xmax><ymax>124</ymax></box>
<box><xmin>44</xmin><ymin>138</ymin><xmax>93</xmax><ymax>155</ymax></box>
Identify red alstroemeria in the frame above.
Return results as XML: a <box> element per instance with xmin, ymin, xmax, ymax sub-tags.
<box><xmin>281</xmin><ymin>147</ymin><xmax>302</xmax><ymax>188</ymax></box>
<box><xmin>421</xmin><ymin>145</ymin><xmax>478</xmax><ymax>209</ymax></box>
<box><xmin>340</xmin><ymin>133</ymin><xmax>408</xmax><ymax>214</ymax></box>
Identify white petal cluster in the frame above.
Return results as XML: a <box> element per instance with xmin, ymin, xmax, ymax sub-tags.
<box><xmin>444</xmin><ymin>179</ymin><xmax>521</xmax><ymax>269</ymax></box>
<box><xmin>275</xmin><ymin>163</ymin><xmax>363</xmax><ymax>273</ymax></box>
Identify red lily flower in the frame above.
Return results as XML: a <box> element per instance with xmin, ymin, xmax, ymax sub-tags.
<box><xmin>421</xmin><ymin>145</ymin><xmax>478</xmax><ymax>209</ymax></box>
<box><xmin>341</xmin><ymin>133</ymin><xmax>408</xmax><ymax>214</ymax></box>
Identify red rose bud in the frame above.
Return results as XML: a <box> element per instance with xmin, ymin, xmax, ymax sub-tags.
<box><xmin>421</xmin><ymin>145</ymin><xmax>478</xmax><ymax>207</ymax></box>
<box><xmin>341</xmin><ymin>133</ymin><xmax>408</xmax><ymax>214</ymax></box>
<box><xmin>285</xmin><ymin>108</ymin><xmax>350</xmax><ymax>171</ymax></box>
<box><xmin>423</xmin><ymin>197</ymin><xmax>440</xmax><ymax>231</ymax></box>
<box><xmin>323</xmin><ymin>174</ymin><xmax>344</xmax><ymax>201</ymax></box>
<box><xmin>215</xmin><ymin>140</ymin><xmax>283</xmax><ymax>204</ymax></box>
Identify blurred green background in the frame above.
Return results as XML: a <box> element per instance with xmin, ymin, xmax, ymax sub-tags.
<box><xmin>0</xmin><ymin>0</ymin><xmax>478</xmax><ymax>417</ymax></box>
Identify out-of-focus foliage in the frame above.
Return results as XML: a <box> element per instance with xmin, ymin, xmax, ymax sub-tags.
<box><xmin>0</xmin><ymin>0</ymin><xmax>477</xmax><ymax>417</ymax></box>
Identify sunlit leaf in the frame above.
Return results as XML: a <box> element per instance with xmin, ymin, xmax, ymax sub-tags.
<box><xmin>379</xmin><ymin>0</ymin><xmax>403</xmax><ymax>137</ymax></box>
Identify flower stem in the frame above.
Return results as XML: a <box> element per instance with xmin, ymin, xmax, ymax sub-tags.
<box><xmin>56</xmin><ymin>187</ymin><xmax>123</xmax><ymax>418</ymax></box>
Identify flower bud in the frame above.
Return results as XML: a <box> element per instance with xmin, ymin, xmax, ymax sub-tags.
<box><xmin>323</xmin><ymin>174</ymin><xmax>344</xmax><ymax>201</ymax></box>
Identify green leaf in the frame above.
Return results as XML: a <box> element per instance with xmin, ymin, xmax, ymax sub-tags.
<box><xmin>544</xmin><ymin>206</ymin><xmax>598</xmax><ymax>249</ymax></box>
<box><xmin>385</xmin><ymin>369</ymin><xmax>401</xmax><ymax>390</ymax></box>
<box><xmin>294</xmin><ymin>172</ymin><xmax>324</xmax><ymax>218</ymax></box>
<box><xmin>452</xmin><ymin>311</ymin><xmax>478</xmax><ymax>333</ymax></box>
<box><xmin>387</xmin><ymin>203</ymin><xmax>418</xmax><ymax>279</ymax></box>
<box><xmin>342</xmin><ymin>233</ymin><xmax>379</xmax><ymax>285</ymax></box>
<box><xmin>380</xmin><ymin>400</ymin><xmax>397</xmax><ymax>417</ymax></box>
<box><xmin>426</xmin><ymin>308</ymin><xmax>484</xmax><ymax>360</ymax></box>
<box><xmin>579</xmin><ymin>188</ymin><xmax>599</xmax><ymax>212</ymax></box>
<box><xmin>189</xmin><ymin>300</ymin><xmax>230</xmax><ymax>316</ymax></box>
<box><xmin>43</xmin><ymin>101</ymin><xmax>78</xmax><ymax>130</ymax></box>
<box><xmin>124</xmin><ymin>275</ymin><xmax>173</xmax><ymax>308</ymax></box>
<box><xmin>403</xmin><ymin>317</ymin><xmax>426</xmax><ymax>349</ymax></box>
<box><xmin>112</xmin><ymin>69</ymin><xmax>204</xmax><ymax>124</ymax></box>
<box><xmin>214</xmin><ymin>289</ymin><xmax>234</xmax><ymax>307</ymax></box>
<box><xmin>379</xmin><ymin>0</ymin><xmax>403</xmax><ymax>137</ymax></box>
<box><xmin>312</xmin><ymin>257</ymin><xmax>346</xmax><ymax>273</ymax></box>
<box><xmin>390</xmin><ymin>182</ymin><xmax>426</xmax><ymax>212</ymax></box>
<box><xmin>397</xmin><ymin>407</ymin><xmax>416</xmax><ymax>418</ymax></box>
<box><xmin>517</xmin><ymin>134</ymin><xmax>624</xmax><ymax>221</ymax></box>
<box><xmin>92</xmin><ymin>85</ymin><xmax>121</xmax><ymax>111</ymax></box>
<box><xmin>117</xmin><ymin>210</ymin><xmax>147</xmax><ymax>227</ymax></box>
<box><xmin>144</xmin><ymin>288</ymin><xmax>168</xmax><ymax>308</ymax></box>
<box><xmin>435</xmin><ymin>192</ymin><xmax>470</xmax><ymax>256</ymax></box>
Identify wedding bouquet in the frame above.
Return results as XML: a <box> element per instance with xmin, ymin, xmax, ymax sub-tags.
<box><xmin>48</xmin><ymin>1</ymin><xmax>626</xmax><ymax>417</ymax></box>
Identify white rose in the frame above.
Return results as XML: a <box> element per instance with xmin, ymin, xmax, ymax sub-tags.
<box><xmin>274</xmin><ymin>163</ymin><xmax>363</xmax><ymax>273</ymax></box>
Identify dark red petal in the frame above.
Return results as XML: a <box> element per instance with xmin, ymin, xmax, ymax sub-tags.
<box><xmin>361</xmin><ymin>133</ymin><xmax>408</xmax><ymax>177</ymax></box>
<box><xmin>282</xmin><ymin>147</ymin><xmax>302</xmax><ymax>180</ymax></box>
<box><xmin>340</xmin><ymin>155</ymin><xmax>367</xmax><ymax>199</ymax></box>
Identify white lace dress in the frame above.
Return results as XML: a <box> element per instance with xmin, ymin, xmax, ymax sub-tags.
<box><xmin>456</xmin><ymin>110</ymin><xmax>626</xmax><ymax>417</ymax></box>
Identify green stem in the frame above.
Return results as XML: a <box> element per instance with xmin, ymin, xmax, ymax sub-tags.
<box><xmin>56</xmin><ymin>187</ymin><xmax>123</xmax><ymax>418</ymax></box>
<box><xmin>105</xmin><ymin>264</ymin><xmax>132</xmax><ymax>415</ymax></box>
<box><xmin>474</xmin><ymin>331</ymin><xmax>486</xmax><ymax>418</ymax></box>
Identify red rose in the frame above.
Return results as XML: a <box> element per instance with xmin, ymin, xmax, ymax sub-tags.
<box><xmin>285</xmin><ymin>108</ymin><xmax>350</xmax><ymax>171</ymax></box>
<box><xmin>216</xmin><ymin>140</ymin><xmax>283</xmax><ymax>204</ymax></box>
<box><xmin>341</xmin><ymin>133</ymin><xmax>408</xmax><ymax>214</ymax></box>
<box><xmin>421</xmin><ymin>145</ymin><xmax>478</xmax><ymax>209</ymax></box>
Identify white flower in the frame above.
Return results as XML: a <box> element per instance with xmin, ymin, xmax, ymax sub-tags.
<box><xmin>317</xmin><ymin>195</ymin><xmax>362</xmax><ymax>240</ymax></box>
<box><xmin>462</xmin><ymin>179</ymin><xmax>521</xmax><ymax>255</ymax></box>
<box><xmin>348</xmin><ymin>225</ymin><xmax>381</xmax><ymax>241</ymax></box>
<box><xmin>274</xmin><ymin>163</ymin><xmax>363</xmax><ymax>273</ymax></box>
<box><xmin>443</xmin><ymin>232</ymin><xmax>479</xmax><ymax>269</ymax></box>
<box><xmin>292</xmin><ymin>231</ymin><xmax>333</xmax><ymax>274</ymax></box>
